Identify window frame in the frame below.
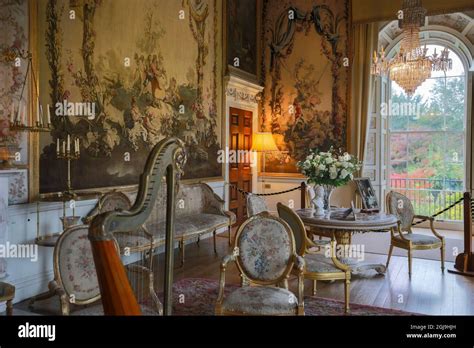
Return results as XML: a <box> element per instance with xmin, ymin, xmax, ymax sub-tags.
<box><xmin>385</xmin><ymin>42</ymin><xmax>470</xmax><ymax>224</ymax></box>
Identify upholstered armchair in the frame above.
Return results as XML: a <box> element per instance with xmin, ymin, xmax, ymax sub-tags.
<box><xmin>246</xmin><ymin>194</ymin><xmax>269</xmax><ymax>216</ymax></box>
<box><xmin>277</xmin><ymin>203</ymin><xmax>351</xmax><ymax>313</ymax></box>
<box><xmin>215</xmin><ymin>212</ymin><xmax>305</xmax><ymax>316</ymax></box>
<box><xmin>52</xmin><ymin>225</ymin><xmax>161</xmax><ymax>315</ymax></box>
<box><xmin>386</xmin><ymin>191</ymin><xmax>445</xmax><ymax>277</ymax></box>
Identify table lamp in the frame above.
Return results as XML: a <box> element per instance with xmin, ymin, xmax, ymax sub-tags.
<box><xmin>252</xmin><ymin>132</ymin><xmax>279</xmax><ymax>193</ymax></box>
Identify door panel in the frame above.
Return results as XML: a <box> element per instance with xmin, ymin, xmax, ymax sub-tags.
<box><xmin>229</xmin><ymin>107</ymin><xmax>253</xmax><ymax>226</ymax></box>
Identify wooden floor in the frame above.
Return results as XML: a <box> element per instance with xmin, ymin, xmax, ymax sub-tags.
<box><xmin>15</xmin><ymin>232</ymin><xmax>474</xmax><ymax>315</ymax></box>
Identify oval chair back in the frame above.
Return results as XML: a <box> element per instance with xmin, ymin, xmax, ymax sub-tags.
<box><xmin>246</xmin><ymin>194</ymin><xmax>269</xmax><ymax>216</ymax></box>
<box><xmin>234</xmin><ymin>212</ymin><xmax>295</xmax><ymax>285</ymax></box>
<box><xmin>386</xmin><ymin>191</ymin><xmax>415</xmax><ymax>232</ymax></box>
<box><xmin>276</xmin><ymin>203</ymin><xmax>307</xmax><ymax>256</ymax></box>
<box><xmin>54</xmin><ymin>225</ymin><xmax>101</xmax><ymax>305</ymax></box>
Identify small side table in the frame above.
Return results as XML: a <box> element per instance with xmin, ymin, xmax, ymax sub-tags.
<box><xmin>0</xmin><ymin>282</ymin><xmax>15</xmax><ymax>315</ymax></box>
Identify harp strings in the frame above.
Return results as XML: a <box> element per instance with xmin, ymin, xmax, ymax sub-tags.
<box><xmin>121</xmin><ymin>182</ymin><xmax>165</xmax><ymax>314</ymax></box>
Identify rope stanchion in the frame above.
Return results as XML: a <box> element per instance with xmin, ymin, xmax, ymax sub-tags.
<box><xmin>226</xmin><ymin>182</ymin><xmax>465</xmax><ymax>224</ymax></box>
<box><xmin>411</xmin><ymin>196</ymin><xmax>464</xmax><ymax>226</ymax></box>
<box><xmin>226</xmin><ymin>183</ymin><xmax>302</xmax><ymax>197</ymax></box>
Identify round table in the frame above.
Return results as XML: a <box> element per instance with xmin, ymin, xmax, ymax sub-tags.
<box><xmin>296</xmin><ymin>208</ymin><xmax>398</xmax><ymax>275</ymax></box>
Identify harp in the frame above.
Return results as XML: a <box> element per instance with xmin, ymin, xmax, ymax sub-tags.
<box><xmin>88</xmin><ymin>138</ymin><xmax>186</xmax><ymax>315</ymax></box>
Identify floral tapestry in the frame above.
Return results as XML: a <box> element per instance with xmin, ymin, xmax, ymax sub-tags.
<box><xmin>0</xmin><ymin>0</ymin><xmax>29</xmax><ymax>202</ymax></box>
<box><xmin>260</xmin><ymin>0</ymin><xmax>351</xmax><ymax>174</ymax></box>
<box><xmin>38</xmin><ymin>0</ymin><xmax>223</xmax><ymax>193</ymax></box>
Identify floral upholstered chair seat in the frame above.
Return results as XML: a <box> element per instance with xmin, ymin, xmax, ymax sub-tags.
<box><xmin>216</xmin><ymin>212</ymin><xmax>305</xmax><ymax>316</ymax></box>
<box><xmin>146</xmin><ymin>214</ymin><xmax>232</xmax><ymax>241</ymax></box>
<box><xmin>393</xmin><ymin>233</ymin><xmax>441</xmax><ymax>245</ymax></box>
<box><xmin>221</xmin><ymin>286</ymin><xmax>298</xmax><ymax>315</ymax></box>
<box><xmin>145</xmin><ymin>183</ymin><xmax>236</xmax><ymax>266</ymax></box>
<box><xmin>304</xmin><ymin>254</ymin><xmax>345</xmax><ymax>273</ymax></box>
<box><xmin>87</xmin><ymin>185</ymin><xmax>236</xmax><ymax>267</ymax></box>
<box><xmin>113</xmin><ymin>231</ymin><xmax>152</xmax><ymax>251</ymax></box>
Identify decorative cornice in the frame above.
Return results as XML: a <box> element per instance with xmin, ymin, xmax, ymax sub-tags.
<box><xmin>225</xmin><ymin>87</ymin><xmax>262</xmax><ymax>104</ymax></box>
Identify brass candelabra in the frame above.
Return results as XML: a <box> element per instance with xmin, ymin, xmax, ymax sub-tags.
<box><xmin>10</xmin><ymin>120</ymin><xmax>51</xmax><ymax>133</ymax></box>
<box><xmin>56</xmin><ymin>134</ymin><xmax>81</xmax><ymax>194</ymax></box>
<box><xmin>3</xmin><ymin>47</ymin><xmax>51</xmax><ymax>133</ymax></box>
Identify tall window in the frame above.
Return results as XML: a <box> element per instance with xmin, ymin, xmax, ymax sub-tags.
<box><xmin>388</xmin><ymin>45</ymin><xmax>466</xmax><ymax>221</ymax></box>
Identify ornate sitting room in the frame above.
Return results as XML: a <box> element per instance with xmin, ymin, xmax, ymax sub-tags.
<box><xmin>1</xmin><ymin>0</ymin><xmax>474</xmax><ymax>336</ymax></box>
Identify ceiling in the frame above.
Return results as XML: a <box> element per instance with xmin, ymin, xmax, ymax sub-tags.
<box><xmin>353</xmin><ymin>0</ymin><xmax>474</xmax><ymax>24</ymax></box>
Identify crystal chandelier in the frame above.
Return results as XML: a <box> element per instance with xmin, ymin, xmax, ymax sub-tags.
<box><xmin>371</xmin><ymin>0</ymin><xmax>452</xmax><ymax>96</ymax></box>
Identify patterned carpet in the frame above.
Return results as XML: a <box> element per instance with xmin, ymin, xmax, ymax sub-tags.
<box><xmin>28</xmin><ymin>277</ymin><xmax>417</xmax><ymax>316</ymax></box>
<box><xmin>165</xmin><ymin>278</ymin><xmax>416</xmax><ymax>316</ymax></box>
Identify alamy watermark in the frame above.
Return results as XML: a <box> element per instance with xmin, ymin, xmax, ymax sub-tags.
<box><xmin>18</xmin><ymin>322</ymin><xmax>55</xmax><ymax>341</ymax></box>
<box><xmin>55</xmin><ymin>100</ymin><xmax>96</xmax><ymax>120</ymax></box>
<box><xmin>217</xmin><ymin>147</ymin><xmax>257</xmax><ymax>167</ymax></box>
<box><xmin>324</xmin><ymin>244</ymin><xmax>365</xmax><ymax>262</ymax></box>
<box><xmin>381</xmin><ymin>101</ymin><xmax>422</xmax><ymax>119</ymax></box>
<box><xmin>0</xmin><ymin>242</ymin><xmax>38</xmax><ymax>262</ymax></box>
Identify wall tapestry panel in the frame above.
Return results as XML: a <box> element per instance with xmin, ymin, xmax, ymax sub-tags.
<box><xmin>0</xmin><ymin>0</ymin><xmax>29</xmax><ymax>203</ymax></box>
<box><xmin>260</xmin><ymin>0</ymin><xmax>351</xmax><ymax>174</ymax></box>
<box><xmin>38</xmin><ymin>0</ymin><xmax>223</xmax><ymax>193</ymax></box>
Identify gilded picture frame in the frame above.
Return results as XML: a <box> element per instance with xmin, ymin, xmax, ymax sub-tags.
<box><xmin>223</xmin><ymin>0</ymin><xmax>262</xmax><ymax>84</ymax></box>
<box><xmin>354</xmin><ymin>177</ymin><xmax>379</xmax><ymax>210</ymax></box>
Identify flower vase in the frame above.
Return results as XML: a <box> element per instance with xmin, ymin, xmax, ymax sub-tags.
<box><xmin>321</xmin><ymin>184</ymin><xmax>335</xmax><ymax>214</ymax></box>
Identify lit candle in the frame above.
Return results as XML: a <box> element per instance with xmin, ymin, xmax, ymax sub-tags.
<box><xmin>67</xmin><ymin>134</ymin><xmax>71</xmax><ymax>153</ymax></box>
<box><xmin>47</xmin><ymin>105</ymin><xmax>51</xmax><ymax>125</ymax></box>
<box><xmin>56</xmin><ymin>138</ymin><xmax>60</xmax><ymax>155</ymax></box>
<box><xmin>36</xmin><ymin>98</ymin><xmax>40</xmax><ymax>125</ymax></box>
<box><xmin>62</xmin><ymin>141</ymin><xmax>66</xmax><ymax>155</ymax></box>
<box><xmin>22</xmin><ymin>104</ymin><xmax>26</xmax><ymax>125</ymax></box>
<box><xmin>39</xmin><ymin>104</ymin><xmax>44</xmax><ymax>126</ymax></box>
<box><xmin>77</xmin><ymin>138</ymin><xmax>80</xmax><ymax>155</ymax></box>
<box><xmin>16</xmin><ymin>101</ymin><xmax>21</xmax><ymax>123</ymax></box>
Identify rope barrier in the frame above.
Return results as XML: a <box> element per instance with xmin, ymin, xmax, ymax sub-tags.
<box><xmin>227</xmin><ymin>183</ymin><xmax>302</xmax><ymax>197</ymax></box>
<box><xmin>226</xmin><ymin>183</ymin><xmax>465</xmax><ymax>225</ymax></box>
<box><xmin>411</xmin><ymin>196</ymin><xmax>464</xmax><ymax>226</ymax></box>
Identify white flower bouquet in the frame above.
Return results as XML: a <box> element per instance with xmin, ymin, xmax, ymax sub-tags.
<box><xmin>298</xmin><ymin>147</ymin><xmax>361</xmax><ymax>187</ymax></box>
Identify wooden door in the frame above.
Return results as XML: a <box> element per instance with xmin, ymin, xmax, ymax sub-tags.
<box><xmin>229</xmin><ymin>107</ymin><xmax>253</xmax><ymax>226</ymax></box>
